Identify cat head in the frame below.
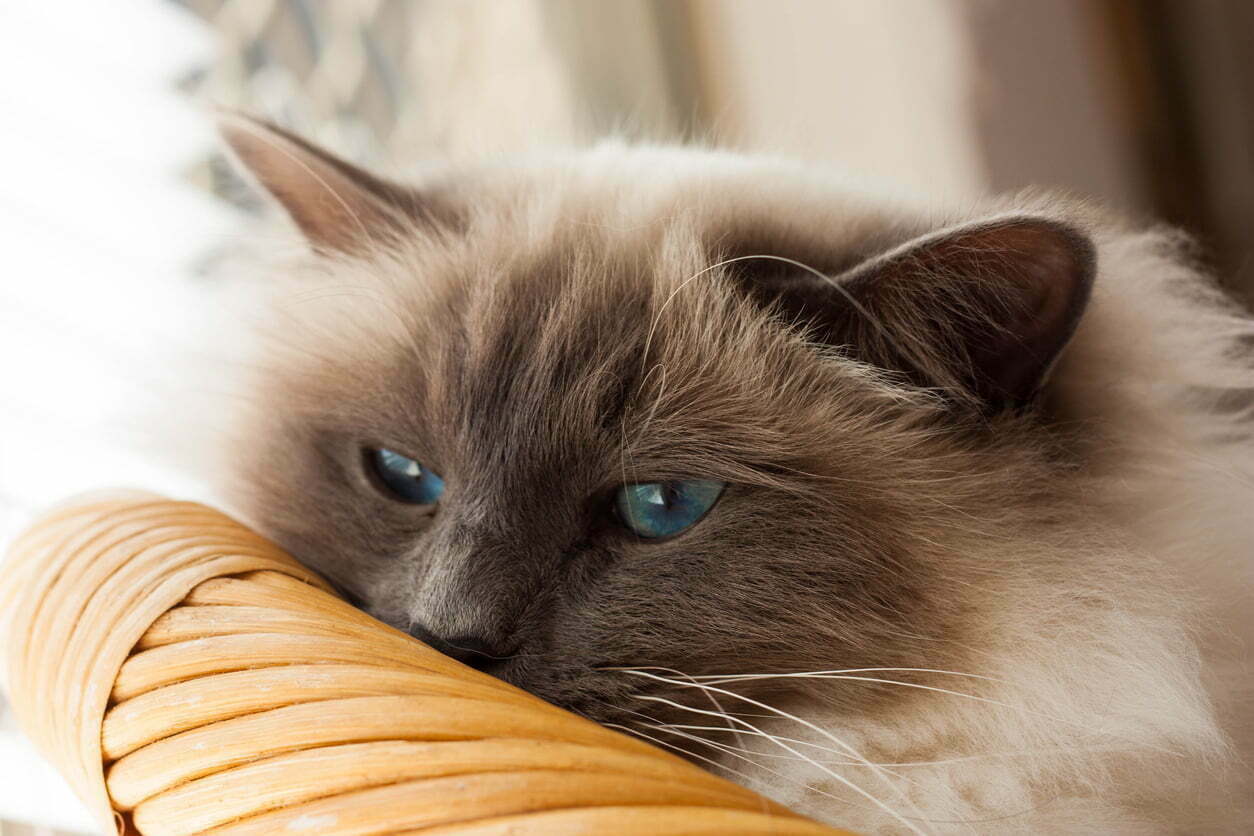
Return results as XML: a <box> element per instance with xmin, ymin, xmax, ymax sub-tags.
<box><xmin>217</xmin><ymin>115</ymin><xmax>1096</xmax><ymax>726</ymax></box>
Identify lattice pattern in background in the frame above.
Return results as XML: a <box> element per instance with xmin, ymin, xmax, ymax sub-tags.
<box><xmin>175</xmin><ymin>0</ymin><xmax>418</xmax><ymax>166</ymax></box>
<box><xmin>168</xmin><ymin>0</ymin><xmax>630</xmax><ymax>212</ymax></box>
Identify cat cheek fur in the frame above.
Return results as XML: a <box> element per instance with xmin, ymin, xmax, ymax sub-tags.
<box><xmin>198</xmin><ymin>120</ymin><xmax>1253</xmax><ymax>832</ymax></box>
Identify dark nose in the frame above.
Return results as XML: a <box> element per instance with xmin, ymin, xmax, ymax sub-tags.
<box><xmin>407</xmin><ymin>624</ymin><xmax>508</xmax><ymax>672</ymax></box>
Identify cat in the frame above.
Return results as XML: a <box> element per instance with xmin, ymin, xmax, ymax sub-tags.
<box><xmin>200</xmin><ymin>114</ymin><xmax>1254</xmax><ymax>833</ymax></box>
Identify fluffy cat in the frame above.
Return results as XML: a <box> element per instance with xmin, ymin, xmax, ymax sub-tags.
<box><xmin>200</xmin><ymin>115</ymin><xmax>1254</xmax><ymax>833</ymax></box>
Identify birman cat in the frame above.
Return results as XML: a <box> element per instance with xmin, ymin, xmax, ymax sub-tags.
<box><xmin>202</xmin><ymin>115</ymin><xmax>1254</xmax><ymax>833</ymax></box>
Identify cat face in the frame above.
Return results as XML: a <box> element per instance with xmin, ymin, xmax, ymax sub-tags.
<box><xmin>218</xmin><ymin>117</ymin><xmax>1093</xmax><ymax>728</ymax></box>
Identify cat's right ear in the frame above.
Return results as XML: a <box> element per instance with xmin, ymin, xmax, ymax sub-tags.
<box><xmin>217</xmin><ymin>113</ymin><xmax>425</xmax><ymax>254</ymax></box>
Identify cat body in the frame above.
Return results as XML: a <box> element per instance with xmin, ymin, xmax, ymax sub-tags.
<box><xmin>205</xmin><ymin>118</ymin><xmax>1253</xmax><ymax>833</ymax></box>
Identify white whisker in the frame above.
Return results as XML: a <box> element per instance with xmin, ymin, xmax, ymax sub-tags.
<box><xmin>639</xmin><ymin>721</ymin><xmax>865</xmax><ymax>810</ymax></box>
<box><xmin>622</xmin><ymin>664</ymin><xmax>749</xmax><ymax>751</ymax></box>
<box><xmin>645</xmin><ymin>722</ymin><xmax>1053</xmax><ymax>828</ymax></box>
<box><xmin>674</xmin><ymin>670</ymin><xmax>1181</xmax><ymax>754</ymax></box>
<box><xmin>603</xmin><ymin>722</ymin><xmax>764</xmax><ymax>788</ymax></box>
<box><xmin>705</xmin><ymin>673</ymin><xmax>1014</xmax><ymax>711</ymax></box>
<box><xmin>631</xmin><ymin>688</ymin><xmax>929</xmax><ymax>835</ymax></box>
<box><xmin>685</xmin><ymin>666</ymin><xmax>1006</xmax><ymax>684</ymax></box>
<box><xmin>660</xmin><ymin>723</ymin><xmax>874</xmax><ymax>766</ymax></box>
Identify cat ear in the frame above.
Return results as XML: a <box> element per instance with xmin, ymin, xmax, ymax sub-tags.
<box><xmin>745</xmin><ymin>216</ymin><xmax>1095</xmax><ymax>411</ymax></box>
<box><xmin>218</xmin><ymin>113</ymin><xmax>421</xmax><ymax>253</ymax></box>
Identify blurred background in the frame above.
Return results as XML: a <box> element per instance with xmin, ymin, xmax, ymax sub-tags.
<box><xmin>1</xmin><ymin>1</ymin><xmax>1252</xmax><ymax>832</ymax></box>
<box><xmin>187</xmin><ymin>0</ymin><xmax>1253</xmax><ymax>291</ymax></box>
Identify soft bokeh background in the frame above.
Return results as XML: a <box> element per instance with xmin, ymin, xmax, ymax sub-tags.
<box><xmin>2</xmin><ymin>1</ymin><xmax>1251</xmax><ymax>832</ymax></box>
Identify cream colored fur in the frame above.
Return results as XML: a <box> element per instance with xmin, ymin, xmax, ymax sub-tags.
<box><xmin>202</xmin><ymin>139</ymin><xmax>1254</xmax><ymax>834</ymax></box>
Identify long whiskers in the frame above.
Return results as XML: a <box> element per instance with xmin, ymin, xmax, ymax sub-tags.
<box><xmin>597</xmin><ymin>697</ymin><xmax>926</xmax><ymax>830</ymax></box>
<box><xmin>685</xmin><ymin>665</ymin><xmax>1008</xmax><ymax>685</ymax></box>
<box><xmin>601</xmin><ymin>722</ymin><xmax>764</xmax><ymax>788</ymax></box>
<box><xmin>666</xmin><ymin>669</ymin><xmax>1183</xmax><ymax>756</ymax></box>
<box><xmin>624</xmin><ymin>685</ymin><xmax>929</xmax><ymax>834</ymax></box>
<box><xmin>633</xmin><ymin>721</ymin><xmax>866</xmax><ymax>809</ymax></box>
<box><xmin>618</xmin><ymin>664</ymin><xmax>752</xmax><ymax>754</ymax></box>
<box><xmin>625</xmin><ymin>716</ymin><xmax>1063</xmax><ymax>828</ymax></box>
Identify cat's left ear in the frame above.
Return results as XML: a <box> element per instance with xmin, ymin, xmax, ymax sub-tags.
<box><xmin>745</xmin><ymin>216</ymin><xmax>1095</xmax><ymax>411</ymax></box>
<box><xmin>218</xmin><ymin>113</ymin><xmax>424</xmax><ymax>254</ymax></box>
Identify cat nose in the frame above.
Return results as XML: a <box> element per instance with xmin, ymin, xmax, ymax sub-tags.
<box><xmin>407</xmin><ymin>623</ymin><xmax>507</xmax><ymax>672</ymax></box>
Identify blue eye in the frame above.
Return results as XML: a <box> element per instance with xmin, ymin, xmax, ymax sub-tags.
<box><xmin>369</xmin><ymin>448</ymin><xmax>445</xmax><ymax>505</ymax></box>
<box><xmin>614</xmin><ymin>479</ymin><xmax>725</xmax><ymax>539</ymax></box>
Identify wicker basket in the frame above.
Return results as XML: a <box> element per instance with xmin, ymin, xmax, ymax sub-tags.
<box><xmin>1</xmin><ymin>494</ymin><xmax>850</xmax><ymax>835</ymax></box>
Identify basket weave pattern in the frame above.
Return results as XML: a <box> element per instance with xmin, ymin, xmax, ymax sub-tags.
<box><xmin>1</xmin><ymin>496</ymin><xmax>847</xmax><ymax>835</ymax></box>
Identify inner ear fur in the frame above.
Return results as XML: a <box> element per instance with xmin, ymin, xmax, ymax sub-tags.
<box><xmin>732</xmin><ymin>216</ymin><xmax>1097</xmax><ymax>411</ymax></box>
<box><xmin>218</xmin><ymin>113</ymin><xmax>428</xmax><ymax>254</ymax></box>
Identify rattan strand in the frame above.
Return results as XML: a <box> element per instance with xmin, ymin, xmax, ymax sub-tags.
<box><xmin>1</xmin><ymin>496</ymin><xmax>850</xmax><ymax>835</ymax></box>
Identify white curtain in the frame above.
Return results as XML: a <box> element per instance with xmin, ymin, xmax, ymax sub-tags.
<box><xmin>0</xmin><ymin>2</ymin><xmax>228</xmax><ymax>831</ymax></box>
